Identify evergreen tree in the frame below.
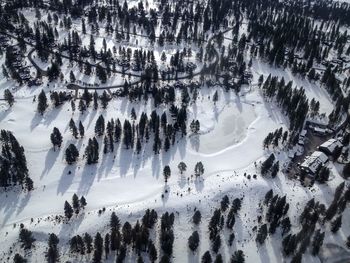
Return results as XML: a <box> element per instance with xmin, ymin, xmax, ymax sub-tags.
<box><xmin>231</xmin><ymin>250</ymin><xmax>245</xmax><ymax>263</ymax></box>
<box><xmin>19</xmin><ymin>228</ymin><xmax>36</xmax><ymax>250</ymax></box>
<box><xmin>163</xmin><ymin>165</ymin><xmax>171</xmax><ymax>183</ymax></box>
<box><xmin>70</xmin><ymin>71</ymin><xmax>76</xmax><ymax>83</ymax></box>
<box><xmin>65</xmin><ymin>144</ymin><xmax>79</xmax><ymax>164</ymax></box>
<box><xmin>95</xmin><ymin>115</ymin><xmax>105</xmax><ymax>136</ymax></box>
<box><xmin>80</xmin><ymin>196</ymin><xmax>87</xmax><ymax>208</ymax></box>
<box><xmin>148</xmin><ymin>241</ymin><xmax>158</xmax><ymax>262</ymax></box>
<box><xmin>13</xmin><ymin>254</ymin><xmax>27</xmax><ymax>263</ymax></box>
<box><xmin>84</xmin><ymin>233</ymin><xmax>93</xmax><ymax>254</ymax></box>
<box><xmin>79</xmin><ymin>121</ymin><xmax>85</xmax><ymax>137</ymax></box>
<box><xmin>201</xmin><ymin>251</ymin><xmax>212</xmax><ymax>263</ymax></box>
<box><xmin>104</xmin><ymin>233</ymin><xmax>110</xmax><ymax>259</ymax></box>
<box><xmin>37</xmin><ymin>90</ymin><xmax>48</xmax><ymax>115</ymax></box>
<box><xmin>311</xmin><ymin>230</ymin><xmax>325</xmax><ymax>255</ymax></box>
<box><xmin>178</xmin><ymin>162</ymin><xmax>187</xmax><ymax>174</ymax></box>
<box><xmin>46</xmin><ymin>233</ymin><xmax>59</xmax><ymax>263</ymax></box>
<box><xmin>193</xmin><ymin>210</ymin><xmax>202</xmax><ymax>225</ymax></box>
<box><xmin>85</xmin><ymin>138</ymin><xmax>99</xmax><ymax>164</ymax></box>
<box><xmin>92</xmin><ymin>232</ymin><xmax>103</xmax><ymax>263</ymax></box>
<box><xmin>69</xmin><ymin>118</ymin><xmax>78</xmax><ymax>138</ymax></box>
<box><xmin>64</xmin><ymin>201</ymin><xmax>73</xmax><ymax>219</ymax></box>
<box><xmin>110</xmin><ymin>212</ymin><xmax>121</xmax><ymax>230</ymax></box>
<box><xmin>4</xmin><ymin>89</ymin><xmax>14</xmax><ymax>106</ymax></box>
<box><xmin>72</xmin><ymin>193</ymin><xmax>80</xmax><ymax>214</ymax></box>
<box><xmin>256</xmin><ymin>224</ymin><xmax>268</xmax><ymax>244</ymax></box>
<box><xmin>194</xmin><ymin>162</ymin><xmax>205</xmax><ymax>177</ymax></box>
<box><xmin>188</xmin><ymin>231</ymin><xmax>200</xmax><ymax>252</ymax></box>
<box><xmin>50</xmin><ymin>127</ymin><xmax>63</xmax><ymax>150</ymax></box>
<box><xmin>331</xmin><ymin>216</ymin><xmax>342</xmax><ymax>233</ymax></box>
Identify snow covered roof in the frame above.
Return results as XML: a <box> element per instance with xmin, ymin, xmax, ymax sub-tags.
<box><xmin>301</xmin><ymin>151</ymin><xmax>328</xmax><ymax>174</ymax></box>
<box><xmin>313</xmin><ymin>127</ymin><xmax>326</xmax><ymax>134</ymax></box>
<box><xmin>319</xmin><ymin>139</ymin><xmax>342</xmax><ymax>153</ymax></box>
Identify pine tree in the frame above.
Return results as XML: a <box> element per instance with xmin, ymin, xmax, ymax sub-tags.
<box><xmin>70</xmin><ymin>70</ymin><xmax>76</xmax><ymax>83</ymax></box>
<box><xmin>193</xmin><ymin>210</ymin><xmax>202</xmax><ymax>225</ymax></box>
<box><xmin>178</xmin><ymin>161</ymin><xmax>187</xmax><ymax>174</ymax></box>
<box><xmin>231</xmin><ymin>250</ymin><xmax>245</xmax><ymax>263</ymax></box>
<box><xmin>69</xmin><ymin>118</ymin><xmax>78</xmax><ymax>138</ymax></box>
<box><xmin>311</xmin><ymin>230</ymin><xmax>325</xmax><ymax>255</ymax></box>
<box><xmin>79</xmin><ymin>121</ymin><xmax>85</xmax><ymax>137</ymax></box>
<box><xmin>148</xmin><ymin>241</ymin><xmax>158</xmax><ymax>262</ymax></box>
<box><xmin>85</xmin><ymin>138</ymin><xmax>99</xmax><ymax>164</ymax></box>
<box><xmin>46</xmin><ymin>233</ymin><xmax>59</xmax><ymax>263</ymax></box>
<box><xmin>213</xmin><ymin>90</ymin><xmax>218</xmax><ymax>104</ymax></box>
<box><xmin>110</xmin><ymin>212</ymin><xmax>121</xmax><ymax>230</ymax></box>
<box><xmin>188</xmin><ymin>231</ymin><xmax>200</xmax><ymax>251</ymax></box>
<box><xmin>201</xmin><ymin>251</ymin><xmax>212</xmax><ymax>263</ymax></box>
<box><xmin>163</xmin><ymin>165</ymin><xmax>171</xmax><ymax>183</ymax></box>
<box><xmin>92</xmin><ymin>232</ymin><xmax>103</xmax><ymax>263</ymax></box>
<box><xmin>80</xmin><ymin>196</ymin><xmax>87</xmax><ymax>208</ymax></box>
<box><xmin>50</xmin><ymin>127</ymin><xmax>63</xmax><ymax>150</ymax></box>
<box><xmin>93</xmin><ymin>91</ymin><xmax>98</xmax><ymax>110</ymax></box>
<box><xmin>25</xmin><ymin>176</ymin><xmax>34</xmax><ymax>191</ymax></box>
<box><xmin>256</xmin><ymin>224</ymin><xmax>268</xmax><ymax>244</ymax></box>
<box><xmin>4</xmin><ymin>89</ymin><xmax>14</xmax><ymax>106</ymax></box>
<box><xmin>65</xmin><ymin>144</ymin><xmax>79</xmax><ymax>164</ymax></box>
<box><xmin>95</xmin><ymin>115</ymin><xmax>105</xmax><ymax>136</ymax></box>
<box><xmin>19</xmin><ymin>228</ymin><xmax>36</xmax><ymax>250</ymax></box>
<box><xmin>71</xmin><ymin>100</ymin><xmax>75</xmax><ymax>112</ymax></box>
<box><xmin>84</xmin><ymin>233</ymin><xmax>93</xmax><ymax>254</ymax></box>
<box><xmin>104</xmin><ymin>233</ymin><xmax>110</xmax><ymax>259</ymax></box>
<box><xmin>194</xmin><ymin>162</ymin><xmax>204</xmax><ymax>177</ymax></box>
<box><xmin>212</xmin><ymin>235</ymin><xmax>221</xmax><ymax>253</ymax></box>
<box><xmin>64</xmin><ymin>201</ymin><xmax>73</xmax><ymax>219</ymax></box>
<box><xmin>72</xmin><ymin>193</ymin><xmax>80</xmax><ymax>214</ymax></box>
<box><xmin>13</xmin><ymin>254</ymin><xmax>27</xmax><ymax>263</ymax></box>
<box><xmin>100</xmin><ymin>91</ymin><xmax>110</xmax><ymax>109</ymax></box>
<box><xmin>37</xmin><ymin>90</ymin><xmax>48</xmax><ymax>115</ymax></box>
<box><xmin>331</xmin><ymin>216</ymin><xmax>342</xmax><ymax>233</ymax></box>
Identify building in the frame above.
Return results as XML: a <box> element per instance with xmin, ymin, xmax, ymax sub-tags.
<box><xmin>300</xmin><ymin>151</ymin><xmax>329</xmax><ymax>175</ymax></box>
<box><xmin>319</xmin><ymin>139</ymin><xmax>343</xmax><ymax>156</ymax></box>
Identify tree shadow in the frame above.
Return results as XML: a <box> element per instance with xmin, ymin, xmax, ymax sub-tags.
<box><xmin>0</xmin><ymin>188</ymin><xmax>31</xmax><ymax>227</ymax></box>
<box><xmin>77</xmin><ymin>164</ymin><xmax>97</xmax><ymax>196</ymax></box>
<box><xmin>30</xmin><ymin>113</ymin><xmax>43</xmax><ymax>131</ymax></box>
<box><xmin>119</xmin><ymin>147</ymin><xmax>133</xmax><ymax>177</ymax></box>
<box><xmin>57</xmin><ymin>165</ymin><xmax>76</xmax><ymax>195</ymax></box>
<box><xmin>194</xmin><ymin>178</ymin><xmax>204</xmax><ymax>193</ymax></box>
<box><xmin>190</xmin><ymin>135</ymin><xmax>200</xmax><ymax>152</ymax></box>
<box><xmin>0</xmin><ymin>106</ymin><xmax>12</xmax><ymax>123</ymax></box>
<box><xmin>151</xmin><ymin>154</ymin><xmax>161</xmax><ymax>179</ymax></box>
<box><xmin>41</xmin><ymin>148</ymin><xmax>60</xmax><ymax>179</ymax></box>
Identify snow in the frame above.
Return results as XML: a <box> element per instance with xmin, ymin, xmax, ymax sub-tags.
<box><xmin>319</xmin><ymin>139</ymin><xmax>343</xmax><ymax>154</ymax></box>
<box><xmin>301</xmin><ymin>151</ymin><xmax>329</xmax><ymax>174</ymax></box>
<box><xmin>0</xmin><ymin>74</ymin><xmax>341</xmax><ymax>262</ymax></box>
<box><xmin>0</xmin><ymin>5</ymin><xmax>348</xmax><ymax>263</ymax></box>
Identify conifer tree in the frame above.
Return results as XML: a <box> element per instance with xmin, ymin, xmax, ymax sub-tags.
<box><xmin>50</xmin><ymin>127</ymin><xmax>63</xmax><ymax>151</ymax></box>
<box><xmin>19</xmin><ymin>228</ymin><xmax>35</xmax><ymax>250</ymax></box>
<box><xmin>72</xmin><ymin>193</ymin><xmax>80</xmax><ymax>214</ymax></box>
<box><xmin>163</xmin><ymin>165</ymin><xmax>171</xmax><ymax>183</ymax></box>
<box><xmin>65</xmin><ymin>144</ymin><xmax>79</xmax><ymax>164</ymax></box>
<box><xmin>37</xmin><ymin>90</ymin><xmax>48</xmax><ymax>115</ymax></box>
<box><xmin>4</xmin><ymin>89</ymin><xmax>14</xmax><ymax>106</ymax></box>
<box><xmin>178</xmin><ymin>162</ymin><xmax>187</xmax><ymax>174</ymax></box>
<box><xmin>79</xmin><ymin>121</ymin><xmax>85</xmax><ymax>137</ymax></box>
<box><xmin>188</xmin><ymin>231</ymin><xmax>200</xmax><ymax>252</ymax></box>
<box><xmin>64</xmin><ymin>201</ymin><xmax>73</xmax><ymax>219</ymax></box>
<box><xmin>194</xmin><ymin>162</ymin><xmax>204</xmax><ymax>177</ymax></box>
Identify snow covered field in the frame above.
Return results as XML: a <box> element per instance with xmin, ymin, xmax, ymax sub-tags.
<box><xmin>1</xmin><ymin>0</ymin><xmax>350</xmax><ymax>261</ymax></box>
<box><xmin>0</xmin><ymin>58</ymin><xmax>342</xmax><ymax>262</ymax></box>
